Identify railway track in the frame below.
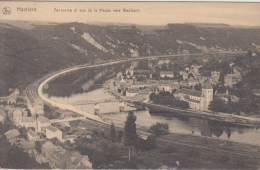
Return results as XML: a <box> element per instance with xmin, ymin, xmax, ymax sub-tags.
<box><xmin>158</xmin><ymin>135</ymin><xmax>260</xmax><ymax>158</ymax></box>
<box><xmin>25</xmin><ymin>51</ymin><xmax>260</xmax><ymax>161</ymax></box>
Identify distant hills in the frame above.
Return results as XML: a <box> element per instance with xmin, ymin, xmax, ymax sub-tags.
<box><xmin>0</xmin><ymin>21</ymin><xmax>259</xmax><ymax>96</ymax></box>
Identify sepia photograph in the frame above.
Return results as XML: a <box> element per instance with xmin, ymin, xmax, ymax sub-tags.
<box><xmin>0</xmin><ymin>1</ymin><xmax>259</xmax><ymax>169</ymax></box>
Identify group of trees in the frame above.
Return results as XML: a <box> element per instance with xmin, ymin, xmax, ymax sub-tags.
<box><xmin>150</xmin><ymin>91</ymin><xmax>189</xmax><ymax>109</ymax></box>
<box><xmin>209</xmin><ymin>94</ymin><xmax>260</xmax><ymax>115</ymax></box>
<box><xmin>209</xmin><ymin>86</ymin><xmax>260</xmax><ymax>115</ymax></box>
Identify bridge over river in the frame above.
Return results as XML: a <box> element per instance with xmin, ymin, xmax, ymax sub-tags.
<box><xmin>70</xmin><ymin>98</ymin><xmax>120</xmax><ymax>106</ymax></box>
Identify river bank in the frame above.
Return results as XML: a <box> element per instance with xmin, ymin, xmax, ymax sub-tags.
<box><xmin>33</xmin><ymin>59</ymin><xmax>260</xmax><ymax>145</ymax></box>
<box><xmin>102</xmin><ymin>78</ymin><xmax>260</xmax><ymax>128</ymax></box>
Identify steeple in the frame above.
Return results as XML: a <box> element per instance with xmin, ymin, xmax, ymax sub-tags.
<box><xmin>202</xmin><ymin>79</ymin><xmax>212</xmax><ymax>89</ymax></box>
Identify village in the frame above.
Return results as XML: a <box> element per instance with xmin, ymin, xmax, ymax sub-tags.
<box><xmin>114</xmin><ymin>57</ymin><xmax>251</xmax><ymax>112</ymax></box>
<box><xmin>0</xmin><ymin>54</ymin><xmax>259</xmax><ymax>169</ymax></box>
<box><xmin>0</xmin><ymin>88</ymin><xmax>94</xmax><ymax>169</ymax></box>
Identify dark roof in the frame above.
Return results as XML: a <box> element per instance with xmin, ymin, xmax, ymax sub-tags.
<box><xmin>183</xmin><ymin>95</ymin><xmax>200</xmax><ymax>104</ymax></box>
<box><xmin>175</xmin><ymin>89</ymin><xmax>202</xmax><ymax>97</ymax></box>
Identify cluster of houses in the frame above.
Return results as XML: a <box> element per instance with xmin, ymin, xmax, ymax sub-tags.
<box><xmin>1</xmin><ymin>100</ymin><xmax>92</xmax><ymax>168</ymax></box>
<box><xmin>116</xmin><ymin>59</ymin><xmax>243</xmax><ymax>111</ymax></box>
<box><xmin>224</xmin><ymin>66</ymin><xmax>244</xmax><ymax>87</ymax></box>
<box><xmin>4</xmin><ymin>128</ymin><xmax>92</xmax><ymax>169</ymax></box>
<box><xmin>41</xmin><ymin>141</ymin><xmax>92</xmax><ymax>169</ymax></box>
<box><xmin>3</xmin><ymin>109</ymin><xmax>93</xmax><ymax>168</ymax></box>
<box><xmin>6</xmin><ymin>108</ymin><xmax>81</xmax><ymax>142</ymax></box>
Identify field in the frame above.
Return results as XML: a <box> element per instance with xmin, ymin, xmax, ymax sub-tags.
<box><xmin>135</xmin><ymin>134</ymin><xmax>260</xmax><ymax>169</ymax></box>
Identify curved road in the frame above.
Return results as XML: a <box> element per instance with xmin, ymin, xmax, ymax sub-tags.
<box><xmin>37</xmin><ymin>52</ymin><xmax>246</xmax><ymax>123</ymax></box>
<box><xmin>32</xmin><ymin>52</ymin><xmax>260</xmax><ymax>158</ymax></box>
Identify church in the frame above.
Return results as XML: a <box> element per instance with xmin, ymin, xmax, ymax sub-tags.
<box><xmin>174</xmin><ymin>80</ymin><xmax>213</xmax><ymax>111</ymax></box>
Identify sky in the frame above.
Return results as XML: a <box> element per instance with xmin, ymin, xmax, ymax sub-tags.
<box><xmin>1</xmin><ymin>2</ymin><xmax>259</xmax><ymax>26</ymax></box>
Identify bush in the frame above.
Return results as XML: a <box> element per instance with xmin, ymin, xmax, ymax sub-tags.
<box><xmin>148</xmin><ymin>122</ymin><xmax>169</xmax><ymax>136</ymax></box>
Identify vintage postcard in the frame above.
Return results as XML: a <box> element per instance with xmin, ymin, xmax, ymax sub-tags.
<box><xmin>0</xmin><ymin>1</ymin><xmax>259</xmax><ymax>169</ymax></box>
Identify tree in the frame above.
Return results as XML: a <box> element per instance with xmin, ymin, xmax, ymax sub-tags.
<box><xmin>35</xmin><ymin>141</ymin><xmax>42</xmax><ymax>154</ymax></box>
<box><xmin>148</xmin><ymin>122</ymin><xmax>169</xmax><ymax>136</ymax></box>
<box><xmin>123</xmin><ymin>111</ymin><xmax>138</xmax><ymax>162</ymax></box>
<box><xmin>110</xmin><ymin>122</ymin><xmax>116</xmax><ymax>142</ymax></box>
<box><xmin>194</xmin><ymin>84</ymin><xmax>202</xmax><ymax>91</ymax></box>
<box><xmin>209</xmin><ymin>98</ymin><xmax>227</xmax><ymax>113</ymax></box>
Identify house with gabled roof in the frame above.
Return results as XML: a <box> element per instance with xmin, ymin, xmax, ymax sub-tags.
<box><xmin>4</xmin><ymin>129</ymin><xmax>20</xmax><ymax>144</ymax></box>
<box><xmin>37</xmin><ymin>116</ymin><xmax>51</xmax><ymax>132</ymax></box>
<box><xmin>20</xmin><ymin>117</ymin><xmax>36</xmax><ymax>129</ymax></box>
<box><xmin>41</xmin><ymin>141</ymin><xmax>92</xmax><ymax>169</ymax></box>
<box><xmin>27</xmin><ymin>129</ymin><xmax>40</xmax><ymax>141</ymax></box>
<box><xmin>46</xmin><ymin>126</ymin><xmax>63</xmax><ymax>141</ymax></box>
<box><xmin>66</xmin><ymin>151</ymin><xmax>92</xmax><ymax>169</ymax></box>
<box><xmin>41</xmin><ymin>141</ymin><xmax>67</xmax><ymax>168</ymax></box>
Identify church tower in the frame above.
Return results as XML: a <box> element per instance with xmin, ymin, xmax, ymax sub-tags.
<box><xmin>201</xmin><ymin>79</ymin><xmax>213</xmax><ymax>110</ymax></box>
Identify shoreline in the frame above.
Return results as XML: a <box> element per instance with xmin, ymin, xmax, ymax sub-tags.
<box><xmin>30</xmin><ymin>56</ymin><xmax>259</xmax><ymax>146</ymax></box>
<box><xmin>103</xmin><ymin>79</ymin><xmax>260</xmax><ymax>128</ymax></box>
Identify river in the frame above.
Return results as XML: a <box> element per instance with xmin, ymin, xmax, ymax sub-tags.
<box><xmin>44</xmin><ymin>61</ymin><xmax>259</xmax><ymax>146</ymax></box>
<box><xmin>49</xmin><ymin>88</ymin><xmax>260</xmax><ymax>146</ymax></box>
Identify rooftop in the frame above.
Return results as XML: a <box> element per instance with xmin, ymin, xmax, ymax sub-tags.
<box><xmin>160</xmin><ymin>71</ymin><xmax>174</xmax><ymax>75</ymax></box>
<box><xmin>202</xmin><ymin>80</ymin><xmax>213</xmax><ymax>89</ymax></box>
<box><xmin>27</xmin><ymin>129</ymin><xmax>38</xmax><ymax>138</ymax></box>
<box><xmin>42</xmin><ymin>141</ymin><xmax>66</xmax><ymax>155</ymax></box>
<box><xmin>175</xmin><ymin>89</ymin><xmax>202</xmax><ymax>97</ymax></box>
<box><xmin>37</xmin><ymin>116</ymin><xmax>51</xmax><ymax>123</ymax></box>
<box><xmin>21</xmin><ymin>117</ymin><xmax>35</xmax><ymax>123</ymax></box>
<box><xmin>62</xmin><ymin>110</ymin><xmax>77</xmax><ymax>116</ymax></box>
<box><xmin>132</xmin><ymin>81</ymin><xmax>147</xmax><ymax>85</ymax></box>
<box><xmin>127</xmin><ymin>89</ymin><xmax>139</xmax><ymax>93</ymax></box>
<box><xmin>5</xmin><ymin>129</ymin><xmax>20</xmax><ymax>140</ymax></box>
<box><xmin>183</xmin><ymin>95</ymin><xmax>200</xmax><ymax>104</ymax></box>
<box><xmin>46</xmin><ymin>126</ymin><xmax>59</xmax><ymax>133</ymax></box>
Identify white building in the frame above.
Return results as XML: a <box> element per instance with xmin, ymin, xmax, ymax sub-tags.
<box><xmin>174</xmin><ymin>80</ymin><xmax>213</xmax><ymax>111</ymax></box>
<box><xmin>158</xmin><ymin>59</ymin><xmax>170</xmax><ymax>65</ymax></box>
<box><xmin>37</xmin><ymin>116</ymin><xmax>51</xmax><ymax>132</ymax></box>
<box><xmin>46</xmin><ymin>126</ymin><xmax>63</xmax><ymax>141</ymax></box>
<box><xmin>20</xmin><ymin>117</ymin><xmax>36</xmax><ymax>129</ymax></box>
<box><xmin>27</xmin><ymin>129</ymin><xmax>40</xmax><ymax>141</ymax></box>
<box><xmin>126</xmin><ymin>89</ymin><xmax>138</xmax><ymax>97</ymax></box>
<box><xmin>160</xmin><ymin>71</ymin><xmax>174</xmax><ymax>78</ymax></box>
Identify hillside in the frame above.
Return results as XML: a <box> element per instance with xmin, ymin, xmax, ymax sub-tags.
<box><xmin>0</xmin><ymin>22</ymin><xmax>259</xmax><ymax>96</ymax></box>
